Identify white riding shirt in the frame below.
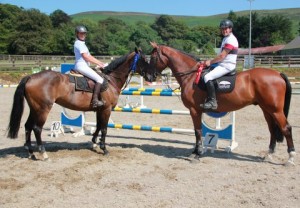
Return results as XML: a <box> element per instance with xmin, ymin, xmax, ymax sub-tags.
<box><xmin>204</xmin><ymin>33</ymin><xmax>238</xmax><ymax>83</ymax></box>
<box><xmin>73</xmin><ymin>39</ymin><xmax>103</xmax><ymax>83</ymax></box>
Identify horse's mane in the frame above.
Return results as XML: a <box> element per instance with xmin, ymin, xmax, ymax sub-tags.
<box><xmin>103</xmin><ymin>53</ymin><xmax>129</xmax><ymax>74</ymax></box>
<box><xmin>161</xmin><ymin>44</ymin><xmax>201</xmax><ymax>62</ymax></box>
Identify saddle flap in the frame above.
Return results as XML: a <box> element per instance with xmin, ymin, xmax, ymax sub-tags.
<box><xmin>215</xmin><ymin>75</ymin><xmax>236</xmax><ymax>93</ymax></box>
<box><xmin>68</xmin><ymin>75</ymin><xmax>95</xmax><ymax>92</ymax></box>
<box><xmin>196</xmin><ymin>69</ymin><xmax>236</xmax><ymax>93</ymax></box>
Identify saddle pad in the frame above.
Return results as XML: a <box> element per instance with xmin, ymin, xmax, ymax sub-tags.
<box><xmin>68</xmin><ymin>75</ymin><xmax>93</xmax><ymax>93</ymax></box>
<box><xmin>197</xmin><ymin>73</ymin><xmax>236</xmax><ymax>93</ymax></box>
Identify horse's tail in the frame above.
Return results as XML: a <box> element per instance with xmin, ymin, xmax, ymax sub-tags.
<box><xmin>281</xmin><ymin>73</ymin><xmax>292</xmax><ymax>118</ymax></box>
<box><xmin>7</xmin><ymin>76</ymin><xmax>31</xmax><ymax>139</ymax></box>
<box><xmin>275</xmin><ymin>73</ymin><xmax>292</xmax><ymax>142</ymax></box>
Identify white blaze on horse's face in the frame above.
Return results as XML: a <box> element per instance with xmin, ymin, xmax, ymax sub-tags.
<box><xmin>146</xmin><ymin>56</ymin><xmax>151</xmax><ymax>64</ymax></box>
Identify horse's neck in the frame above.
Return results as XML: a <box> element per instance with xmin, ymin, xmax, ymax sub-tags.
<box><xmin>170</xmin><ymin>63</ymin><xmax>196</xmax><ymax>88</ymax></box>
<box><xmin>164</xmin><ymin>48</ymin><xmax>197</xmax><ymax>86</ymax></box>
<box><xmin>108</xmin><ymin>66</ymin><xmax>130</xmax><ymax>92</ymax></box>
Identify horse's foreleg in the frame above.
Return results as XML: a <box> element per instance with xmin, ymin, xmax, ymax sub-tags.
<box><xmin>190</xmin><ymin>111</ymin><xmax>203</xmax><ymax>160</ymax></box>
<box><xmin>95</xmin><ymin>110</ymin><xmax>110</xmax><ymax>156</ymax></box>
<box><xmin>262</xmin><ymin>111</ymin><xmax>277</xmax><ymax>162</ymax></box>
<box><xmin>99</xmin><ymin>128</ymin><xmax>108</xmax><ymax>155</ymax></box>
<box><xmin>192</xmin><ymin>129</ymin><xmax>203</xmax><ymax>159</ymax></box>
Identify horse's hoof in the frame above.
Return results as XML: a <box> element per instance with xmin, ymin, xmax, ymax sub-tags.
<box><xmin>42</xmin><ymin>157</ymin><xmax>51</xmax><ymax>162</ymax></box>
<box><xmin>187</xmin><ymin>154</ymin><xmax>200</xmax><ymax>163</ymax></box>
<box><xmin>189</xmin><ymin>153</ymin><xmax>196</xmax><ymax>159</ymax></box>
<box><xmin>92</xmin><ymin>143</ymin><xmax>98</xmax><ymax>151</ymax></box>
<box><xmin>284</xmin><ymin>160</ymin><xmax>295</xmax><ymax>166</ymax></box>
<box><xmin>262</xmin><ymin>154</ymin><xmax>273</xmax><ymax>163</ymax></box>
<box><xmin>103</xmin><ymin>150</ymin><xmax>109</xmax><ymax>156</ymax></box>
<box><xmin>38</xmin><ymin>152</ymin><xmax>49</xmax><ymax>161</ymax></box>
<box><xmin>190</xmin><ymin>156</ymin><xmax>200</xmax><ymax>164</ymax></box>
<box><xmin>28</xmin><ymin>154</ymin><xmax>37</xmax><ymax>161</ymax></box>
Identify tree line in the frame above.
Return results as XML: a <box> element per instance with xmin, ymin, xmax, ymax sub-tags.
<box><xmin>0</xmin><ymin>4</ymin><xmax>297</xmax><ymax>56</ymax></box>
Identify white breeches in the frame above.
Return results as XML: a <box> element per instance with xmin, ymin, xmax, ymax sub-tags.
<box><xmin>204</xmin><ymin>63</ymin><xmax>235</xmax><ymax>83</ymax></box>
<box><xmin>74</xmin><ymin>62</ymin><xmax>104</xmax><ymax>83</ymax></box>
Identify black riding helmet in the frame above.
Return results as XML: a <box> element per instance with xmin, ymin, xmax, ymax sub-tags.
<box><xmin>219</xmin><ymin>19</ymin><xmax>233</xmax><ymax>29</ymax></box>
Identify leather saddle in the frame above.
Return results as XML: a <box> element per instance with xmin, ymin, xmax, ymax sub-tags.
<box><xmin>68</xmin><ymin>70</ymin><xmax>108</xmax><ymax>93</ymax></box>
<box><xmin>197</xmin><ymin>67</ymin><xmax>237</xmax><ymax>93</ymax></box>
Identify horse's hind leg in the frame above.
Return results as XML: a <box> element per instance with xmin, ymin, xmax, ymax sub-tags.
<box><xmin>264</xmin><ymin>109</ymin><xmax>295</xmax><ymax>165</ymax></box>
<box><xmin>273</xmin><ymin>112</ymin><xmax>295</xmax><ymax>165</ymax></box>
<box><xmin>24</xmin><ymin>112</ymin><xmax>36</xmax><ymax>160</ymax></box>
<box><xmin>262</xmin><ymin>110</ymin><xmax>278</xmax><ymax>162</ymax></box>
<box><xmin>90</xmin><ymin>111</ymin><xmax>108</xmax><ymax>155</ymax></box>
<box><xmin>93</xmin><ymin>110</ymin><xmax>110</xmax><ymax>155</ymax></box>
<box><xmin>32</xmin><ymin>109</ymin><xmax>51</xmax><ymax>161</ymax></box>
<box><xmin>189</xmin><ymin>110</ymin><xmax>203</xmax><ymax>160</ymax></box>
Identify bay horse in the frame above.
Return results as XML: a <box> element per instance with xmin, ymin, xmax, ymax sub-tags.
<box><xmin>7</xmin><ymin>48</ymin><xmax>152</xmax><ymax>160</ymax></box>
<box><xmin>148</xmin><ymin>42</ymin><xmax>295</xmax><ymax>165</ymax></box>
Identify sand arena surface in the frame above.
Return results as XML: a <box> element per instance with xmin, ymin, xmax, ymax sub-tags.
<box><xmin>0</xmin><ymin>87</ymin><xmax>299</xmax><ymax>208</ymax></box>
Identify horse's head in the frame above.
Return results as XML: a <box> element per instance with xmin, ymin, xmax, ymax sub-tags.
<box><xmin>133</xmin><ymin>47</ymin><xmax>154</xmax><ymax>82</ymax></box>
<box><xmin>148</xmin><ymin>42</ymin><xmax>201</xmax><ymax>82</ymax></box>
<box><xmin>102</xmin><ymin>47</ymin><xmax>154</xmax><ymax>84</ymax></box>
<box><xmin>147</xmin><ymin>41</ymin><xmax>169</xmax><ymax>82</ymax></box>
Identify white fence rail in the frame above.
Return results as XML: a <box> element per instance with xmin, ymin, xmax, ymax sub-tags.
<box><xmin>0</xmin><ymin>54</ymin><xmax>300</xmax><ymax>71</ymax></box>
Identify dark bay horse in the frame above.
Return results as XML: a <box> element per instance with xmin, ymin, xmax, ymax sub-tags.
<box><xmin>148</xmin><ymin>42</ymin><xmax>295</xmax><ymax>165</ymax></box>
<box><xmin>7</xmin><ymin>48</ymin><xmax>151</xmax><ymax>160</ymax></box>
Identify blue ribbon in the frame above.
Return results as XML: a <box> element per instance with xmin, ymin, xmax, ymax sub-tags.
<box><xmin>130</xmin><ymin>53</ymin><xmax>140</xmax><ymax>72</ymax></box>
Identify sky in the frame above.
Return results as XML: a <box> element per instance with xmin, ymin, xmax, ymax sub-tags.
<box><xmin>1</xmin><ymin>0</ymin><xmax>300</xmax><ymax>16</ymax></box>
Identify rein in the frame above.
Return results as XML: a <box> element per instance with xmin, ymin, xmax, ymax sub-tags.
<box><xmin>107</xmin><ymin>53</ymin><xmax>140</xmax><ymax>93</ymax></box>
<box><xmin>155</xmin><ymin>46</ymin><xmax>198</xmax><ymax>78</ymax></box>
<box><xmin>172</xmin><ymin>68</ymin><xmax>198</xmax><ymax>77</ymax></box>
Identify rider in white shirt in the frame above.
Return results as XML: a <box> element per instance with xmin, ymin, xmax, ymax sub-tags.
<box><xmin>200</xmin><ymin>19</ymin><xmax>239</xmax><ymax>110</ymax></box>
<box><xmin>74</xmin><ymin>25</ymin><xmax>107</xmax><ymax>108</ymax></box>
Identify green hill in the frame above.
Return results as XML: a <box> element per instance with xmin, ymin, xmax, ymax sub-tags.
<box><xmin>71</xmin><ymin>8</ymin><xmax>300</xmax><ymax>34</ymax></box>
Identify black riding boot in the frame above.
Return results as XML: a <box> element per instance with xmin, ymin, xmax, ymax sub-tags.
<box><xmin>92</xmin><ymin>82</ymin><xmax>105</xmax><ymax>108</ymax></box>
<box><xmin>201</xmin><ymin>80</ymin><xmax>218</xmax><ymax>110</ymax></box>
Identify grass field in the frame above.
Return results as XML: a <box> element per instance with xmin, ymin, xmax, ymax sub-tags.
<box><xmin>71</xmin><ymin>8</ymin><xmax>300</xmax><ymax>34</ymax></box>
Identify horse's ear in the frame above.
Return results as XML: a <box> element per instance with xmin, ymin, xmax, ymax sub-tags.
<box><xmin>135</xmin><ymin>47</ymin><xmax>142</xmax><ymax>54</ymax></box>
<box><xmin>150</xmin><ymin>41</ymin><xmax>158</xmax><ymax>49</ymax></box>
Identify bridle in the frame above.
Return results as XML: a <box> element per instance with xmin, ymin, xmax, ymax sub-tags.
<box><xmin>108</xmin><ymin>51</ymin><xmax>148</xmax><ymax>92</ymax></box>
<box><xmin>152</xmin><ymin>46</ymin><xmax>198</xmax><ymax>79</ymax></box>
<box><xmin>121</xmin><ymin>53</ymin><xmax>141</xmax><ymax>91</ymax></box>
<box><xmin>150</xmin><ymin>47</ymin><xmax>166</xmax><ymax>78</ymax></box>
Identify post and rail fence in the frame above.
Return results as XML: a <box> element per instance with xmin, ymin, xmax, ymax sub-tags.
<box><xmin>0</xmin><ymin>54</ymin><xmax>300</xmax><ymax>73</ymax></box>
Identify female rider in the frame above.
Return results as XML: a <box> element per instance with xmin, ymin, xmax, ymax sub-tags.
<box><xmin>74</xmin><ymin>25</ymin><xmax>107</xmax><ymax>108</ymax></box>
